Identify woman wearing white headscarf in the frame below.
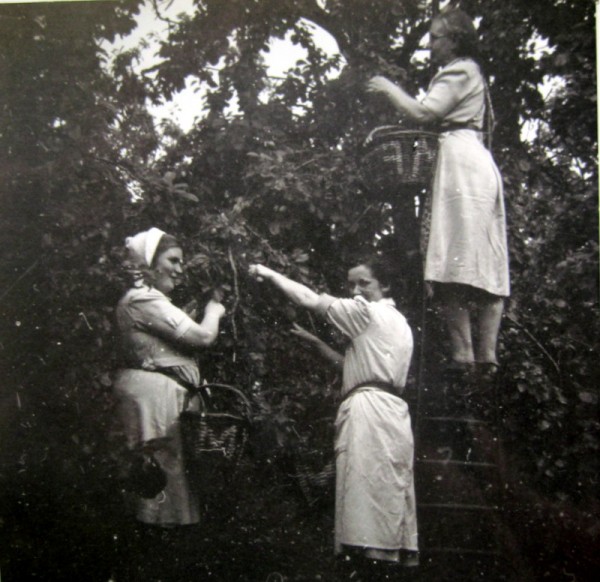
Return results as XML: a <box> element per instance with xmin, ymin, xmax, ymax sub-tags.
<box><xmin>113</xmin><ymin>227</ymin><xmax>225</xmax><ymax>526</ymax></box>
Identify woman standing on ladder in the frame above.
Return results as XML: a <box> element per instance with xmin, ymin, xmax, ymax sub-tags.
<box><xmin>367</xmin><ymin>8</ymin><xmax>509</xmax><ymax>389</ymax></box>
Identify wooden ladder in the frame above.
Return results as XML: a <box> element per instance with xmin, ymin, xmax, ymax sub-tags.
<box><xmin>409</xmin><ymin>310</ymin><xmax>510</xmax><ymax>579</ymax></box>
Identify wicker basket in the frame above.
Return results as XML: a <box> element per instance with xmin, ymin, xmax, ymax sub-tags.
<box><xmin>359</xmin><ymin>126</ymin><xmax>439</xmax><ymax>198</ymax></box>
<box><xmin>294</xmin><ymin>448</ymin><xmax>336</xmax><ymax>506</ymax></box>
<box><xmin>292</xmin><ymin>416</ymin><xmax>336</xmax><ymax>506</ymax></box>
<box><xmin>180</xmin><ymin>383</ymin><xmax>251</xmax><ymax>490</ymax></box>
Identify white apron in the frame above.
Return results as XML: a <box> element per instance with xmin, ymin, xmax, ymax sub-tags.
<box><xmin>334</xmin><ymin>388</ymin><xmax>418</xmax><ymax>553</ymax></box>
<box><xmin>425</xmin><ymin>129</ymin><xmax>510</xmax><ymax>296</ymax></box>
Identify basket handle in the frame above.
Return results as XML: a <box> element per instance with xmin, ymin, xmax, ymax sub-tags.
<box><xmin>183</xmin><ymin>383</ymin><xmax>252</xmax><ymax>419</ymax></box>
<box><xmin>364</xmin><ymin>126</ymin><xmax>442</xmax><ymax>145</ymax></box>
<box><xmin>363</xmin><ymin>125</ymin><xmax>402</xmax><ymax>146</ymax></box>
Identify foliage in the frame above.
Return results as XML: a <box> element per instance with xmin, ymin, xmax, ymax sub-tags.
<box><xmin>0</xmin><ymin>0</ymin><xmax>598</xmax><ymax>578</ymax></box>
<box><xmin>150</xmin><ymin>0</ymin><xmax>599</xmax><ymax>503</ymax></box>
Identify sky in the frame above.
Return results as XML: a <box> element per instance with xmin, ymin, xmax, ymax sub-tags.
<box><xmin>9</xmin><ymin>0</ymin><xmax>573</xmax><ymax>141</ymax></box>
<box><xmin>107</xmin><ymin>0</ymin><xmax>341</xmax><ymax>132</ymax></box>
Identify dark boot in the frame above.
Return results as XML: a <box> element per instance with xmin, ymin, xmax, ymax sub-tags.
<box><xmin>335</xmin><ymin>553</ymin><xmax>365</xmax><ymax>581</ymax></box>
<box><xmin>358</xmin><ymin>557</ymin><xmax>407</xmax><ymax>581</ymax></box>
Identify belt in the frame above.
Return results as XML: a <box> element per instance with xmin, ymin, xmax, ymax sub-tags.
<box><xmin>440</xmin><ymin>123</ymin><xmax>482</xmax><ymax>132</ymax></box>
<box><xmin>156</xmin><ymin>367</ymin><xmax>197</xmax><ymax>391</ymax></box>
<box><xmin>340</xmin><ymin>380</ymin><xmax>400</xmax><ymax>403</ymax></box>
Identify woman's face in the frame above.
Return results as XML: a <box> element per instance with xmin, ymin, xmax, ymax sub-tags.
<box><xmin>429</xmin><ymin>18</ymin><xmax>457</xmax><ymax>66</ymax></box>
<box><xmin>347</xmin><ymin>265</ymin><xmax>388</xmax><ymax>302</ymax></box>
<box><xmin>152</xmin><ymin>247</ymin><xmax>184</xmax><ymax>295</ymax></box>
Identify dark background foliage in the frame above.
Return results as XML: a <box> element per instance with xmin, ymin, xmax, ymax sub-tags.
<box><xmin>0</xmin><ymin>0</ymin><xmax>598</xmax><ymax>580</ymax></box>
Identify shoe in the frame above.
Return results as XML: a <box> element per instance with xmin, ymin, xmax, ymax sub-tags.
<box><xmin>475</xmin><ymin>362</ymin><xmax>500</xmax><ymax>388</ymax></box>
<box><xmin>444</xmin><ymin>360</ymin><xmax>476</xmax><ymax>397</ymax></box>
<box><xmin>400</xmin><ymin>550</ymin><xmax>420</xmax><ymax>567</ymax></box>
<box><xmin>444</xmin><ymin>359</ymin><xmax>474</xmax><ymax>375</ymax></box>
<box><xmin>335</xmin><ymin>554</ymin><xmax>364</xmax><ymax>581</ymax></box>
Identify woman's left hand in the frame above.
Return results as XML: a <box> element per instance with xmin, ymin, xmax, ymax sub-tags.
<box><xmin>290</xmin><ymin>323</ymin><xmax>319</xmax><ymax>344</ymax></box>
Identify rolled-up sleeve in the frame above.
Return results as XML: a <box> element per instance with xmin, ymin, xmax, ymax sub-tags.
<box><xmin>315</xmin><ymin>293</ymin><xmax>337</xmax><ymax>316</ymax></box>
<box><xmin>324</xmin><ymin>296</ymin><xmax>371</xmax><ymax>339</ymax></box>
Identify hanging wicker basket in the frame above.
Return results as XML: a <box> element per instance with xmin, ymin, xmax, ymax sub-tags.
<box><xmin>180</xmin><ymin>383</ymin><xmax>251</xmax><ymax>491</ymax></box>
<box><xmin>359</xmin><ymin>126</ymin><xmax>439</xmax><ymax>198</ymax></box>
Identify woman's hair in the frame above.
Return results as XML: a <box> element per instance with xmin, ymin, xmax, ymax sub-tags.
<box><xmin>435</xmin><ymin>8</ymin><xmax>479</xmax><ymax>60</ymax></box>
<box><xmin>352</xmin><ymin>255</ymin><xmax>396</xmax><ymax>297</ymax></box>
<box><xmin>151</xmin><ymin>234</ymin><xmax>180</xmax><ymax>267</ymax></box>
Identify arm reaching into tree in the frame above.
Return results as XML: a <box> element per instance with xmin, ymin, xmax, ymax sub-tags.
<box><xmin>183</xmin><ymin>299</ymin><xmax>226</xmax><ymax>345</ymax></box>
<box><xmin>366</xmin><ymin>75</ymin><xmax>437</xmax><ymax>124</ymax></box>
<box><xmin>248</xmin><ymin>264</ymin><xmax>321</xmax><ymax>311</ymax></box>
<box><xmin>249</xmin><ymin>264</ymin><xmax>342</xmax><ymax>367</ymax></box>
<box><xmin>290</xmin><ymin>323</ymin><xmax>344</xmax><ymax>369</ymax></box>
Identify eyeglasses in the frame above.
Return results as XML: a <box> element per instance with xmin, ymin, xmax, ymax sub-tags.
<box><xmin>429</xmin><ymin>32</ymin><xmax>447</xmax><ymax>40</ymax></box>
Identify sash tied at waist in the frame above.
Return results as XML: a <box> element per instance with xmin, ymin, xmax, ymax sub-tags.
<box><xmin>340</xmin><ymin>380</ymin><xmax>401</xmax><ymax>404</ymax></box>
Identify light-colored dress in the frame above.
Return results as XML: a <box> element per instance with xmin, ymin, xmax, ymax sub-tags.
<box><xmin>113</xmin><ymin>286</ymin><xmax>200</xmax><ymax>526</ymax></box>
<box><xmin>421</xmin><ymin>58</ymin><xmax>510</xmax><ymax>297</ymax></box>
<box><xmin>317</xmin><ymin>295</ymin><xmax>418</xmax><ymax>554</ymax></box>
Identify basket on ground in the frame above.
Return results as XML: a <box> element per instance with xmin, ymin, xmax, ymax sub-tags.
<box><xmin>180</xmin><ymin>383</ymin><xmax>251</xmax><ymax>490</ymax></box>
<box><xmin>295</xmin><ymin>454</ymin><xmax>335</xmax><ymax>507</ymax></box>
<box><xmin>294</xmin><ymin>425</ymin><xmax>336</xmax><ymax>507</ymax></box>
<box><xmin>359</xmin><ymin>126</ymin><xmax>439</xmax><ymax>198</ymax></box>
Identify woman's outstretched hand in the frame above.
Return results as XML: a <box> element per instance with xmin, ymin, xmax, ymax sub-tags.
<box><xmin>366</xmin><ymin>75</ymin><xmax>396</xmax><ymax>96</ymax></box>
<box><xmin>290</xmin><ymin>323</ymin><xmax>320</xmax><ymax>344</ymax></box>
<box><xmin>205</xmin><ymin>298</ymin><xmax>226</xmax><ymax>319</ymax></box>
<box><xmin>248</xmin><ymin>264</ymin><xmax>271</xmax><ymax>282</ymax></box>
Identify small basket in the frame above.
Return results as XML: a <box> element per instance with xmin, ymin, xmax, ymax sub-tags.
<box><xmin>294</xmin><ymin>449</ymin><xmax>336</xmax><ymax>506</ymax></box>
<box><xmin>292</xmin><ymin>416</ymin><xmax>336</xmax><ymax>506</ymax></box>
<box><xmin>180</xmin><ymin>383</ymin><xmax>251</xmax><ymax>489</ymax></box>
<box><xmin>359</xmin><ymin>126</ymin><xmax>439</xmax><ymax>198</ymax></box>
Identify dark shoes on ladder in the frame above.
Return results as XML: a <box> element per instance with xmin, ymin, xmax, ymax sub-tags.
<box><xmin>414</xmin><ymin>355</ymin><xmax>505</xmax><ymax>574</ymax></box>
<box><xmin>444</xmin><ymin>361</ymin><xmax>500</xmax><ymax>421</ymax></box>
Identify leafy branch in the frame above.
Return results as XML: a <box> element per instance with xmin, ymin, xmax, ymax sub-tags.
<box><xmin>505</xmin><ymin>313</ymin><xmax>561</xmax><ymax>376</ymax></box>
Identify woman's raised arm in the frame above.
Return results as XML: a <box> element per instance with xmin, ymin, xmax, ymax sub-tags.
<box><xmin>290</xmin><ymin>323</ymin><xmax>344</xmax><ymax>369</ymax></box>
<box><xmin>248</xmin><ymin>264</ymin><xmax>321</xmax><ymax>311</ymax></box>
<box><xmin>179</xmin><ymin>299</ymin><xmax>226</xmax><ymax>347</ymax></box>
<box><xmin>366</xmin><ymin>75</ymin><xmax>438</xmax><ymax>125</ymax></box>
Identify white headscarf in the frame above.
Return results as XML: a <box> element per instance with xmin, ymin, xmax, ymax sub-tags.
<box><xmin>125</xmin><ymin>227</ymin><xmax>166</xmax><ymax>267</ymax></box>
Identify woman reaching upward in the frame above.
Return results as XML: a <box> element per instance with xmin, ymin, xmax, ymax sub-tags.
<box><xmin>249</xmin><ymin>258</ymin><xmax>418</xmax><ymax>579</ymax></box>
<box><xmin>367</xmin><ymin>8</ymin><xmax>509</xmax><ymax>387</ymax></box>
<box><xmin>114</xmin><ymin>227</ymin><xmax>226</xmax><ymax>527</ymax></box>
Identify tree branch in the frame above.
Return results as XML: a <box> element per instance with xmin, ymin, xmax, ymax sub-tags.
<box><xmin>505</xmin><ymin>313</ymin><xmax>561</xmax><ymax>375</ymax></box>
<box><xmin>151</xmin><ymin>0</ymin><xmax>177</xmax><ymax>26</ymax></box>
<box><xmin>399</xmin><ymin>20</ymin><xmax>431</xmax><ymax>69</ymax></box>
<box><xmin>227</xmin><ymin>246</ymin><xmax>240</xmax><ymax>341</ymax></box>
<box><xmin>295</xmin><ymin>1</ymin><xmax>355</xmax><ymax>63</ymax></box>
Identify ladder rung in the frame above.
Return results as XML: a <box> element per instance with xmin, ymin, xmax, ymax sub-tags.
<box><xmin>421</xmin><ymin>547</ymin><xmax>502</xmax><ymax>556</ymax></box>
<box><xmin>419</xmin><ymin>502</ymin><xmax>500</xmax><ymax>511</ymax></box>
<box><xmin>417</xmin><ymin>459</ymin><xmax>497</xmax><ymax>468</ymax></box>
<box><xmin>419</xmin><ymin>415</ymin><xmax>489</xmax><ymax>424</ymax></box>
